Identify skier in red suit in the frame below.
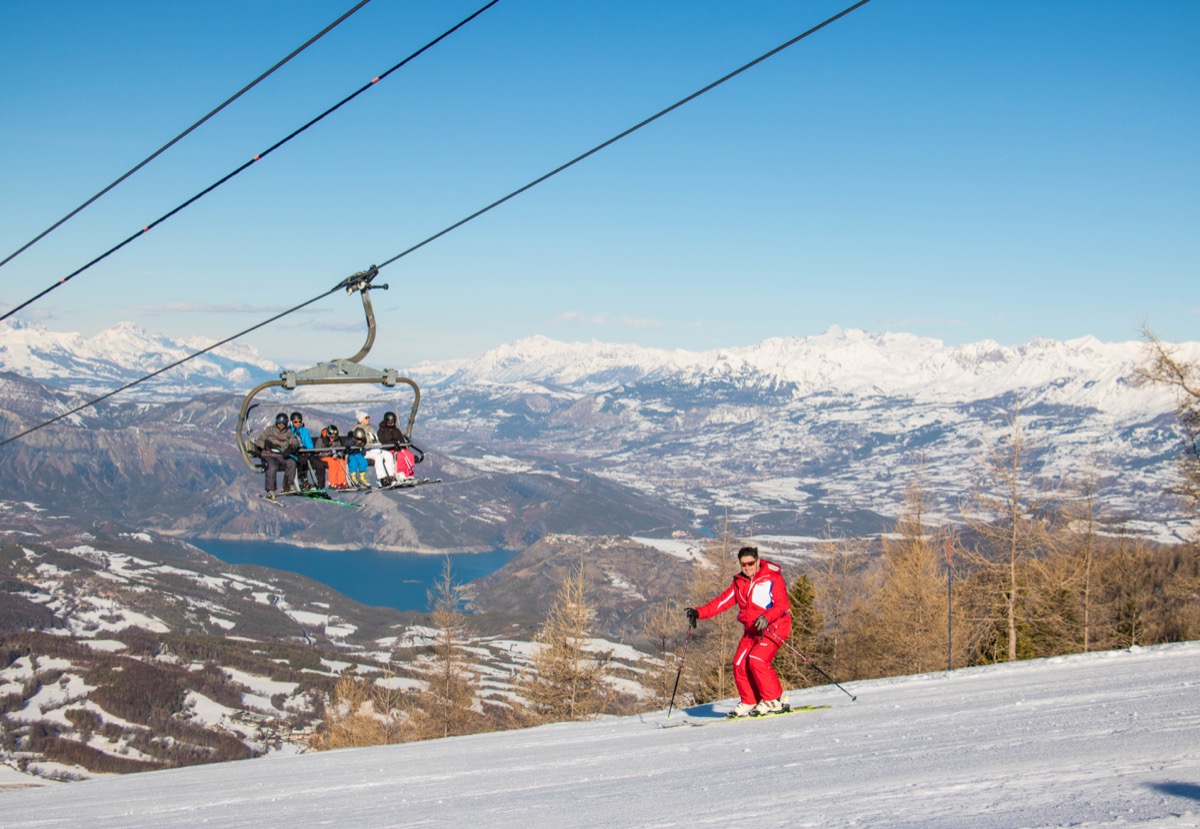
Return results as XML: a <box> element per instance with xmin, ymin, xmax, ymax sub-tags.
<box><xmin>686</xmin><ymin>546</ymin><xmax>792</xmax><ymax>717</ymax></box>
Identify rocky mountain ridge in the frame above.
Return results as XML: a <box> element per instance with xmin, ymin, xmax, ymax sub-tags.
<box><xmin>2</xmin><ymin>321</ymin><xmax>1197</xmax><ymax>544</ymax></box>
<box><xmin>412</xmin><ymin>327</ymin><xmax>1190</xmax><ymax>413</ymax></box>
<box><xmin>0</xmin><ymin>320</ymin><xmax>276</xmax><ymax>397</ymax></box>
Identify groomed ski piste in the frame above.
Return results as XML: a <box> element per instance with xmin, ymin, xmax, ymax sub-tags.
<box><xmin>2</xmin><ymin>642</ymin><xmax>1197</xmax><ymax>829</ymax></box>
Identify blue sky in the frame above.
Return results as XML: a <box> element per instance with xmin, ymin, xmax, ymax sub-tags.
<box><xmin>1</xmin><ymin>0</ymin><xmax>1196</xmax><ymax>367</ymax></box>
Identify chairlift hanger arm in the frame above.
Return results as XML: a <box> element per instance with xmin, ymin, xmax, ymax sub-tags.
<box><xmin>332</xmin><ymin>265</ymin><xmax>389</xmax><ymax>365</ymax></box>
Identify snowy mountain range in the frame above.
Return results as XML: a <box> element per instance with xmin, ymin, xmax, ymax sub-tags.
<box><xmin>410</xmin><ymin>328</ymin><xmax>1200</xmax><ymax>542</ymax></box>
<box><xmin>0</xmin><ymin>320</ymin><xmax>276</xmax><ymax>395</ymax></box>
<box><xmin>3</xmin><ymin>320</ymin><xmax>1198</xmax><ymax>542</ymax></box>
<box><xmin>5</xmin><ymin>319</ymin><xmax>1188</xmax><ymax>416</ymax></box>
<box><xmin>414</xmin><ymin>327</ymin><xmax>1171</xmax><ymax>411</ymax></box>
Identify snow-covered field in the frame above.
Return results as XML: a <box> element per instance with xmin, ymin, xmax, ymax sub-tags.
<box><xmin>3</xmin><ymin>642</ymin><xmax>1197</xmax><ymax>828</ymax></box>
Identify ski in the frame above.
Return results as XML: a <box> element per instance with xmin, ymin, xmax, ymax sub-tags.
<box><xmin>659</xmin><ymin>704</ymin><xmax>829</xmax><ymax>728</ymax></box>
<box><xmin>739</xmin><ymin>704</ymin><xmax>830</xmax><ymax>720</ymax></box>
<box><xmin>381</xmin><ymin>477</ymin><xmax>441</xmax><ymax>490</ymax></box>
<box><xmin>309</xmin><ymin>493</ymin><xmax>362</xmax><ymax>508</ymax></box>
<box><xmin>279</xmin><ymin>489</ymin><xmax>362</xmax><ymax>508</ymax></box>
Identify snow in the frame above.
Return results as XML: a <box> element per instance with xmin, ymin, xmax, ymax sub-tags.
<box><xmin>629</xmin><ymin>536</ymin><xmax>703</xmax><ymax>561</ymax></box>
<box><xmin>0</xmin><ymin>319</ymin><xmax>276</xmax><ymax>396</ymax></box>
<box><xmin>223</xmin><ymin>668</ymin><xmax>299</xmax><ymax>700</ymax></box>
<box><xmin>3</xmin><ymin>657</ymin><xmax>36</xmax><ymax>683</ymax></box>
<box><xmin>7</xmin><ymin>673</ymin><xmax>96</xmax><ymax>723</ymax></box>
<box><xmin>462</xmin><ymin>453</ymin><xmax>539</xmax><ymax>474</ymax></box>
<box><xmin>0</xmin><ymin>763</ymin><xmax>46</xmax><ymax>789</ymax></box>
<box><xmin>183</xmin><ymin>691</ymin><xmax>239</xmax><ymax>728</ymax></box>
<box><xmin>2</xmin><ymin>642</ymin><xmax>1197</xmax><ymax>826</ymax></box>
<box><xmin>374</xmin><ymin>675</ymin><xmax>423</xmax><ymax>692</ymax></box>
<box><xmin>411</xmin><ymin>329</ymin><xmax>1200</xmax><ymax>417</ymax></box>
<box><xmin>71</xmin><ymin>604</ymin><xmax>169</xmax><ymax>635</ymax></box>
<box><xmin>283</xmin><ymin>609</ymin><xmax>330</xmax><ymax>628</ymax></box>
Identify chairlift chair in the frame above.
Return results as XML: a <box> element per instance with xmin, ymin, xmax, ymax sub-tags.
<box><xmin>235</xmin><ymin>266</ymin><xmax>422</xmax><ymax>472</ymax></box>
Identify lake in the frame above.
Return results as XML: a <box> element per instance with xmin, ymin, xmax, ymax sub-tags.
<box><xmin>191</xmin><ymin>539</ymin><xmax>517</xmax><ymax>612</ymax></box>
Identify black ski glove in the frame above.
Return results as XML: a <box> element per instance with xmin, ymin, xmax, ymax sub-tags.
<box><xmin>685</xmin><ymin>608</ymin><xmax>699</xmax><ymax>628</ymax></box>
<box><xmin>754</xmin><ymin>615</ymin><xmax>769</xmax><ymax>632</ymax></box>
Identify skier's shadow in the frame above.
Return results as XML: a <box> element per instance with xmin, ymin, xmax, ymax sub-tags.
<box><xmin>1149</xmin><ymin>781</ymin><xmax>1200</xmax><ymax>802</ymax></box>
<box><xmin>680</xmin><ymin>702</ymin><xmax>725</xmax><ymax>720</ymax></box>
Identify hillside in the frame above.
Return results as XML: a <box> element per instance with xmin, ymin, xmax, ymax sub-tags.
<box><xmin>2</xmin><ymin>642</ymin><xmax>1197</xmax><ymax>827</ymax></box>
<box><xmin>0</xmin><ymin>375</ymin><xmax>691</xmax><ymax>551</ymax></box>
<box><xmin>0</xmin><ymin>508</ymin><xmax>696</xmax><ymax>784</ymax></box>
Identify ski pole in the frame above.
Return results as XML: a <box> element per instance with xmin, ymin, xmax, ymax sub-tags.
<box><xmin>665</xmin><ymin>626</ymin><xmax>694</xmax><ymax>719</ymax></box>
<box><xmin>763</xmin><ymin>629</ymin><xmax>857</xmax><ymax>701</ymax></box>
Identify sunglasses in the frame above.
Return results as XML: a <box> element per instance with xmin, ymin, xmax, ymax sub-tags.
<box><xmin>739</xmin><ymin>560</ymin><xmax>757</xmax><ymax>568</ymax></box>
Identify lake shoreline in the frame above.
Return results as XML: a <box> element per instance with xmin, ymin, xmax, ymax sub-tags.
<box><xmin>185</xmin><ymin>538</ymin><xmax>518</xmax><ymax>612</ymax></box>
<box><xmin>167</xmin><ymin>529</ymin><xmax>498</xmax><ymax>556</ymax></box>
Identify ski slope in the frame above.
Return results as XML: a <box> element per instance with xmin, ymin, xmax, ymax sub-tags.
<box><xmin>3</xmin><ymin>643</ymin><xmax>1198</xmax><ymax>828</ymax></box>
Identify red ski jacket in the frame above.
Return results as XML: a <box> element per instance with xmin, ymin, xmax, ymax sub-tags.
<box><xmin>695</xmin><ymin>559</ymin><xmax>792</xmax><ymax>637</ymax></box>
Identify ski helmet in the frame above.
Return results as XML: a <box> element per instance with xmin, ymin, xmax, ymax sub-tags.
<box><xmin>290</xmin><ymin>411</ymin><xmax>303</xmax><ymax>423</ymax></box>
<box><xmin>274</xmin><ymin>412</ymin><xmax>288</xmax><ymax>427</ymax></box>
<box><xmin>382</xmin><ymin>411</ymin><xmax>397</xmax><ymax>425</ymax></box>
<box><xmin>352</xmin><ymin>426</ymin><xmax>367</xmax><ymax>442</ymax></box>
<box><xmin>326</xmin><ymin>424</ymin><xmax>340</xmax><ymax>436</ymax></box>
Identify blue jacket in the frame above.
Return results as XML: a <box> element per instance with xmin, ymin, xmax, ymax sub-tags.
<box><xmin>290</xmin><ymin>425</ymin><xmax>315</xmax><ymax>450</ymax></box>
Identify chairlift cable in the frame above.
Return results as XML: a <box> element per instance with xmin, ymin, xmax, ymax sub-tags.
<box><xmin>378</xmin><ymin>0</ymin><xmax>873</xmax><ymax>270</ymax></box>
<box><xmin>0</xmin><ymin>0</ymin><xmax>374</xmax><ymax>273</ymax></box>
<box><xmin>0</xmin><ymin>285</ymin><xmax>342</xmax><ymax>449</ymax></box>
<box><xmin>0</xmin><ymin>0</ymin><xmax>502</xmax><ymax>323</ymax></box>
<box><xmin>0</xmin><ymin>0</ymin><xmax>872</xmax><ymax>448</ymax></box>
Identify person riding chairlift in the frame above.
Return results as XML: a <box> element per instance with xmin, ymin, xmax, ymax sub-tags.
<box><xmin>394</xmin><ymin>439</ymin><xmax>417</xmax><ymax>483</ymax></box>
<box><xmin>289</xmin><ymin>411</ymin><xmax>325</xmax><ymax>491</ymax></box>
<box><xmin>347</xmin><ymin>416</ymin><xmax>372</xmax><ymax>490</ymax></box>
<box><xmin>256</xmin><ymin>412</ymin><xmax>298</xmax><ymax>500</ymax></box>
<box><xmin>375</xmin><ymin>411</ymin><xmax>406</xmax><ymax>487</ymax></box>
<box><xmin>318</xmin><ymin>424</ymin><xmax>349</xmax><ymax>490</ymax></box>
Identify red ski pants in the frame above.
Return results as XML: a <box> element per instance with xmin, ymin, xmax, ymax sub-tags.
<box><xmin>732</xmin><ymin>633</ymin><xmax>783</xmax><ymax>704</ymax></box>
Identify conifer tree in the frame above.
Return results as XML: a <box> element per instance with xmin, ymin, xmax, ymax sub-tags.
<box><xmin>515</xmin><ymin>563</ymin><xmax>612</xmax><ymax>724</ymax></box>
<box><xmin>1139</xmin><ymin>326</ymin><xmax>1200</xmax><ymax>523</ymax></box>
<box><xmin>871</xmin><ymin>478</ymin><xmax>951</xmax><ymax>675</ymax></box>
<box><xmin>311</xmin><ymin>673</ymin><xmax>405</xmax><ymax>749</ymax></box>
<box><xmin>639</xmin><ymin>598</ymin><xmax>688</xmax><ymax>707</ymax></box>
<box><xmin>776</xmin><ymin>573</ymin><xmax>826</xmax><ymax>689</ymax></box>
<box><xmin>401</xmin><ymin>561</ymin><xmax>489</xmax><ymax>740</ymax></box>
<box><xmin>807</xmin><ymin>534</ymin><xmax>873</xmax><ymax>678</ymax></box>
<box><xmin>963</xmin><ymin>406</ymin><xmax>1056</xmax><ymax>663</ymax></box>
<box><xmin>1054</xmin><ymin>471</ymin><xmax>1104</xmax><ymax>652</ymax></box>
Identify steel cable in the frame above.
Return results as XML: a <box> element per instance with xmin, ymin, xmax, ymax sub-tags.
<box><xmin>0</xmin><ymin>0</ymin><xmax>501</xmax><ymax>323</ymax></box>
<box><xmin>0</xmin><ymin>0</ymin><xmax>373</xmax><ymax>272</ymax></box>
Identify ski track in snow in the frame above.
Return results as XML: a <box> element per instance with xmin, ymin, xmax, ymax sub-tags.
<box><xmin>2</xmin><ymin>643</ymin><xmax>1198</xmax><ymax>828</ymax></box>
